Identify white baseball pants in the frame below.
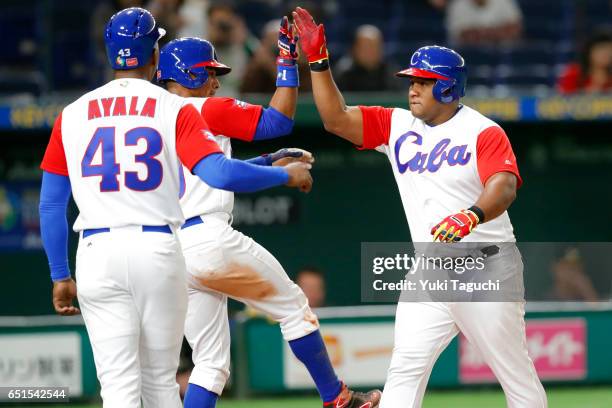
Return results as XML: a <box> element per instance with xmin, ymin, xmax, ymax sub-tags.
<box><xmin>380</xmin><ymin>246</ymin><xmax>547</xmax><ymax>408</ymax></box>
<box><xmin>76</xmin><ymin>226</ymin><xmax>188</xmax><ymax>408</ymax></box>
<box><xmin>178</xmin><ymin>213</ymin><xmax>319</xmax><ymax>395</ymax></box>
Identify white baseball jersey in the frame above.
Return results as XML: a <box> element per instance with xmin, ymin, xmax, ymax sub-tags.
<box><xmin>359</xmin><ymin>104</ymin><xmax>522</xmax><ymax>242</ymax></box>
<box><xmin>41</xmin><ymin>78</ymin><xmax>222</xmax><ymax>231</ymax></box>
<box><xmin>179</xmin><ymin>97</ymin><xmax>263</xmax><ymax>219</ymax></box>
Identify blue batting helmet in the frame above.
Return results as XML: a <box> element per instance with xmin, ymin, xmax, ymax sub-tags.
<box><xmin>157</xmin><ymin>37</ymin><xmax>232</xmax><ymax>89</ymax></box>
<box><xmin>104</xmin><ymin>7</ymin><xmax>166</xmax><ymax>70</ymax></box>
<box><xmin>396</xmin><ymin>45</ymin><xmax>467</xmax><ymax>104</ymax></box>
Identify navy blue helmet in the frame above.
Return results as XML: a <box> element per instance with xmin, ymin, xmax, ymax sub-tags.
<box><xmin>157</xmin><ymin>37</ymin><xmax>231</xmax><ymax>89</ymax></box>
<box><xmin>104</xmin><ymin>7</ymin><xmax>166</xmax><ymax>70</ymax></box>
<box><xmin>397</xmin><ymin>45</ymin><xmax>467</xmax><ymax>103</ymax></box>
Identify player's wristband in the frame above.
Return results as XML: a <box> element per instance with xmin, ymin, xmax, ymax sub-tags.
<box><xmin>468</xmin><ymin>205</ymin><xmax>485</xmax><ymax>223</ymax></box>
<box><xmin>276</xmin><ymin>64</ymin><xmax>299</xmax><ymax>87</ymax></box>
<box><xmin>309</xmin><ymin>59</ymin><xmax>330</xmax><ymax>72</ymax></box>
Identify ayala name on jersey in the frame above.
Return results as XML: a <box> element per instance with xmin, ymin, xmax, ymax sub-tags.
<box><xmin>40</xmin><ymin>78</ymin><xmax>222</xmax><ymax>231</ymax></box>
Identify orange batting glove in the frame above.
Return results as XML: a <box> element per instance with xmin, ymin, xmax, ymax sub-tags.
<box><xmin>431</xmin><ymin>209</ymin><xmax>481</xmax><ymax>243</ymax></box>
<box><xmin>292</xmin><ymin>7</ymin><xmax>329</xmax><ymax>64</ymax></box>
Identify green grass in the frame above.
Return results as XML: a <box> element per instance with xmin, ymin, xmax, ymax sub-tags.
<box><xmin>10</xmin><ymin>387</ymin><xmax>612</xmax><ymax>408</ymax></box>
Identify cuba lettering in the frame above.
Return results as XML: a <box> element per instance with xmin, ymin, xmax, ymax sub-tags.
<box><xmin>81</xmin><ymin>127</ymin><xmax>163</xmax><ymax>192</ymax></box>
<box><xmin>394</xmin><ymin>131</ymin><xmax>471</xmax><ymax>174</ymax></box>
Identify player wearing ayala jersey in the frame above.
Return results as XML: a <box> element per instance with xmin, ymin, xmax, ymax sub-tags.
<box><xmin>156</xmin><ymin>18</ymin><xmax>381</xmax><ymax>408</ymax></box>
<box><xmin>38</xmin><ymin>8</ymin><xmax>312</xmax><ymax>408</ymax></box>
<box><xmin>293</xmin><ymin>6</ymin><xmax>547</xmax><ymax>408</ymax></box>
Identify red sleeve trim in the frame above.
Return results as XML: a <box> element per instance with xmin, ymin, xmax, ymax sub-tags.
<box><xmin>176</xmin><ymin>104</ymin><xmax>223</xmax><ymax>172</ymax></box>
<box><xmin>476</xmin><ymin>126</ymin><xmax>523</xmax><ymax>188</ymax></box>
<box><xmin>40</xmin><ymin>112</ymin><xmax>69</xmax><ymax>176</ymax></box>
<box><xmin>358</xmin><ymin>106</ymin><xmax>393</xmax><ymax>150</ymax></box>
<box><xmin>202</xmin><ymin>97</ymin><xmax>263</xmax><ymax>142</ymax></box>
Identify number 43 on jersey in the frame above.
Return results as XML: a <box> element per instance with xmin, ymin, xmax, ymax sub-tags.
<box><xmin>81</xmin><ymin>127</ymin><xmax>163</xmax><ymax>192</ymax></box>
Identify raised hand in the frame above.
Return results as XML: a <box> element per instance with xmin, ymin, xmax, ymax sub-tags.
<box><xmin>292</xmin><ymin>7</ymin><xmax>329</xmax><ymax>63</ymax></box>
<box><xmin>278</xmin><ymin>16</ymin><xmax>298</xmax><ymax>64</ymax></box>
<box><xmin>276</xmin><ymin>15</ymin><xmax>300</xmax><ymax>87</ymax></box>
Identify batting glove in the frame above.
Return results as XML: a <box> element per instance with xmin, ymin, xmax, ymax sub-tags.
<box><xmin>276</xmin><ymin>16</ymin><xmax>299</xmax><ymax>87</ymax></box>
<box><xmin>266</xmin><ymin>148</ymin><xmax>314</xmax><ymax>166</ymax></box>
<box><xmin>431</xmin><ymin>209</ymin><xmax>480</xmax><ymax>243</ymax></box>
<box><xmin>278</xmin><ymin>16</ymin><xmax>298</xmax><ymax>64</ymax></box>
<box><xmin>292</xmin><ymin>7</ymin><xmax>329</xmax><ymax>65</ymax></box>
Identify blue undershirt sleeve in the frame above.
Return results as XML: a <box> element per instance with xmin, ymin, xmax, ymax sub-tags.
<box><xmin>253</xmin><ymin>107</ymin><xmax>294</xmax><ymax>141</ymax></box>
<box><xmin>39</xmin><ymin>171</ymin><xmax>72</xmax><ymax>282</ymax></box>
<box><xmin>193</xmin><ymin>153</ymin><xmax>288</xmax><ymax>193</ymax></box>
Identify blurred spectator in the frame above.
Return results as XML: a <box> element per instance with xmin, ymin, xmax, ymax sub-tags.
<box><xmin>432</xmin><ymin>0</ymin><xmax>522</xmax><ymax>46</ymax></box>
<box><xmin>207</xmin><ymin>1</ymin><xmax>258</xmax><ymax>96</ymax></box>
<box><xmin>296</xmin><ymin>267</ymin><xmax>326</xmax><ymax>308</ymax></box>
<box><xmin>147</xmin><ymin>0</ymin><xmax>185</xmax><ymax>46</ymax></box>
<box><xmin>240</xmin><ymin>18</ymin><xmax>315</xmax><ymax>94</ymax></box>
<box><xmin>239</xmin><ymin>20</ymin><xmax>279</xmax><ymax>94</ymax></box>
<box><xmin>285</xmin><ymin>0</ymin><xmax>325</xmax><ymax>23</ymax></box>
<box><xmin>557</xmin><ymin>30</ymin><xmax>612</xmax><ymax>95</ymax></box>
<box><xmin>91</xmin><ymin>0</ymin><xmax>145</xmax><ymax>84</ymax></box>
<box><xmin>334</xmin><ymin>25</ymin><xmax>398</xmax><ymax>92</ymax></box>
<box><xmin>178</xmin><ymin>0</ymin><xmax>210</xmax><ymax>38</ymax></box>
<box><xmin>550</xmin><ymin>248</ymin><xmax>599</xmax><ymax>302</ymax></box>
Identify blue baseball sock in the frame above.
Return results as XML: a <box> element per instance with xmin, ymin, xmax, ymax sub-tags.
<box><xmin>184</xmin><ymin>383</ymin><xmax>218</xmax><ymax>408</ymax></box>
<box><xmin>288</xmin><ymin>330</ymin><xmax>343</xmax><ymax>402</ymax></box>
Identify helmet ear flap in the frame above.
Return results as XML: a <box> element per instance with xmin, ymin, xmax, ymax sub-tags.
<box><xmin>433</xmin><ymin>78</ymin><xmax>457</xmax><ymax>104</ymax></box>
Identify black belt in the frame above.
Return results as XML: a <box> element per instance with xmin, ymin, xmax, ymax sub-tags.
<box><xmin>82</xmin><ymin>225</ymin><xmax>172</xmax><ymax>238</ymax></box>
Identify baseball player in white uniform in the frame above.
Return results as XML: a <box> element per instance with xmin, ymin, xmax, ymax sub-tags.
<box><xmin>38</xmin><ymin>8</ymin><xmax>312</xmax><ymax>408</ymax></box>
<box><xmin>293</xmin><ymin>6</ymin><xmax>548</xmax><ymax>408</ymax></box>
<box><xmin>155</xmin><ymin>18</ymin><xmax>381</xmax><ymax>408</ymax></box>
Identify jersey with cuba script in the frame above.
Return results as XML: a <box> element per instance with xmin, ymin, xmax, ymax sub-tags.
<box><xmin>359</xmin><ymin>104</ymin><xmax>522</xmax><ymax>242</ymax></box>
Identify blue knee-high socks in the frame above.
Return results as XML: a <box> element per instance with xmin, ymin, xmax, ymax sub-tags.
<box><xmin>184</xmin><ymin>330</ymin><xmax>342</xmax><ymax>406</ymax></box>
<box><xmin>288</xmin><ymin>330</ymin><xmax>343</xmax><ymax>402</ymax></box>
<box><xmin>184</xmin><ymin>383</ymin><xmax>218</xmax><ymax>408</ymax></box>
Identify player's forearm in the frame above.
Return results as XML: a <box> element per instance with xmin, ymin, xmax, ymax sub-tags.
<box><xmin>293</xmin><ymin>7</ymin><xmax>363</xmax><ymax>144</ymax></box>
<box><xmin>269</xmin><ymin>86</ymin><xmax>297</xmax><ymax>119</ymax></box>
<box><xmin>194</xmin><ymin>153</ymin><xmax>288</xmax><ymax>193</ymax></box>
<box><xmin>250</xmin><ymin>71</ymin><xmax>297</xmax><ymax>141</ymax></box>
<box><xmin>474</xmin><ymin>172</ymin><xmax>518</xmax><ymax>223</ymax></box>
<box><xmin>309</xmin><ymin>69</ymin><xmax>364</xmax><ymax>145</ymax></box>
<box><xmin>310</xmin><ymin>69</ymin><xmax>350</xmax><ymax>132</ymax></box>
<box><xmin>39</xmin><ymin>172</ymin><xmax>72</xmax><ymax>282</ymax></box>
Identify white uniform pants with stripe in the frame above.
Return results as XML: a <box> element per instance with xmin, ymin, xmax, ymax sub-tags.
<box><xmin>178</xmin><ymin>213</ymin><xmax>319</xmax><ymax>395</ymax></box>
<box><xmin>76</xmin><ymin>227</ymin><xmax>188</xmax><ymax>408</ymax></box>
